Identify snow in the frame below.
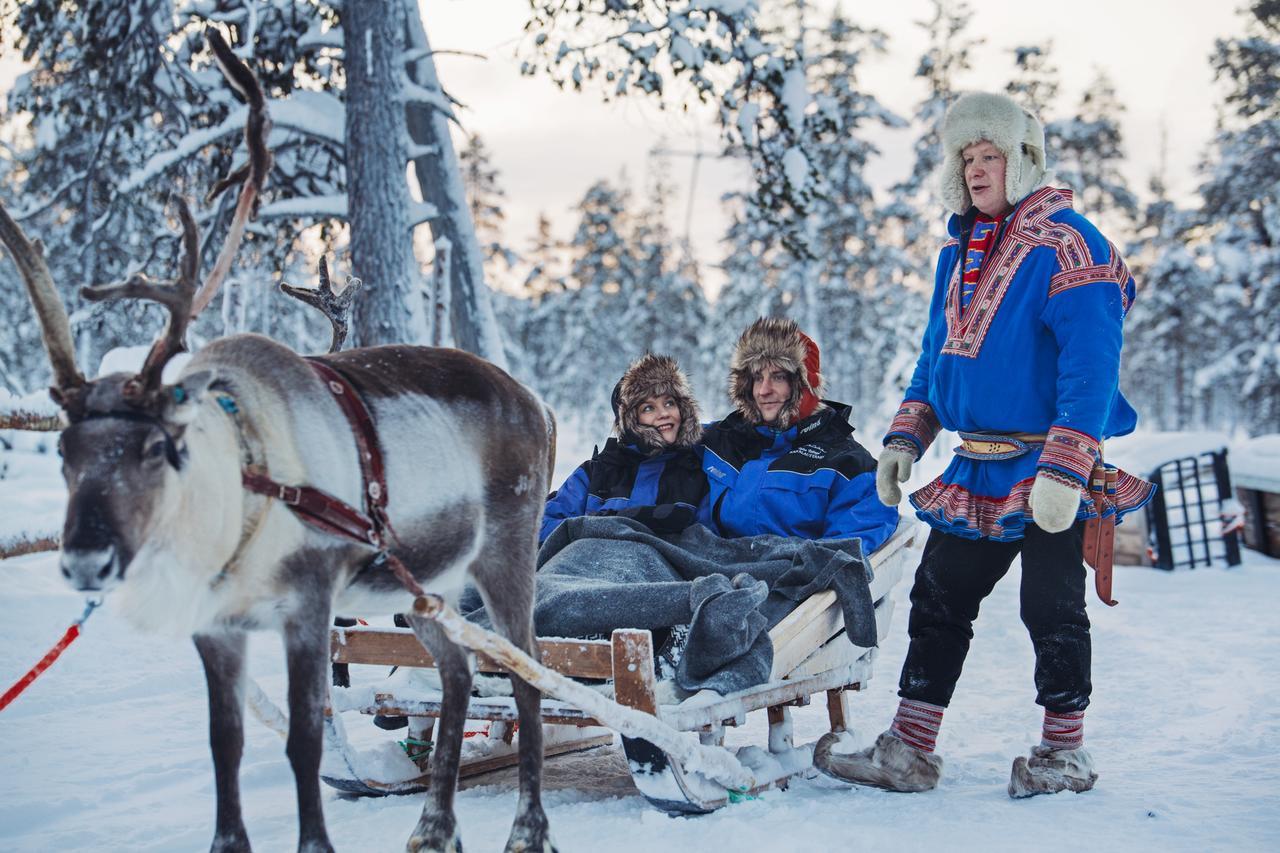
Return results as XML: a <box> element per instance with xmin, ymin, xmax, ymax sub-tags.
<box><xmin>1231</xmin><ymin>434</ymin><xmax>1280</xmax><ymax>492</ymax></box>
<box><xmin>779</xmin><ymin>65</ymin><xmax>809</xmax><ymax>134</ymax></box>
<box><xmin>3</xmin><ymin>427</ymin><xmax>1279</xmax><ymax>850</ymax></box>
<box><xmin>0</xmin><ymin>388</ymin><xmax>58</xmax><ymax>420</ymax></box>
<box><xmin>688</xmin><ymin>0</ymin><xmax>757</xmax><ymax>15</ymax></box>
<box><xmin>1103</xmin><ymin>431</ymin><xmax>1232</xmax><ymax>478</ymax></box>
<box><xmin>781</xmin><ymin>147</ymin><xmax>810</xmax><ymax>194</ymax></box>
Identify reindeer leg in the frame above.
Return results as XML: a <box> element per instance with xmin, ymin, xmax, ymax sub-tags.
<box><xmin>404</xmin><ymin>615</ymin><xmax>472</xmax><ymax>853</ymax></box>
<box><xmin>194</xmin><ymin>630</ymin><xmax>252</xmax><ymax>853</ymax></box>
<box><xmin>475</xmin><ymin>541</ymin><xmax>554</xmax><ymax>853</ymax></box>
<box><xmin>281</xmin><ymin>598</ymin><xmax>337</xmax><ymax>853</ymax></box>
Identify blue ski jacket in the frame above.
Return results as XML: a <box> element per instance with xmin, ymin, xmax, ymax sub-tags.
<box><xmin>701</xmin><ymin>402</ymin><xmax>898</xmax><ymax>554</ymax></box>
<box><xmin>539</xmin><ymin>438</ymin><xmax>710</xmax><ymax>545</ymax></box>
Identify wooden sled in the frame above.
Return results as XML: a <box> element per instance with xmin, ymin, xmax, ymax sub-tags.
<box><xmin>323</xmin><ymin>521</ymin><xmax>916</xmax><ymax>811</ymax></box>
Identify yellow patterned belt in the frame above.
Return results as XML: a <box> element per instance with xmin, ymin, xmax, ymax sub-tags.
<box><xmin>958</xmin><ymin>432</ymin><xmax>1048</xmax><ymax>457</ymax></box>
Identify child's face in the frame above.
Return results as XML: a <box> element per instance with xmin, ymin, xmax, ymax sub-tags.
<box><xmin>636</xmin><ymin>394</ymin><xmax>682</xmax><ymax>445</ymax></box>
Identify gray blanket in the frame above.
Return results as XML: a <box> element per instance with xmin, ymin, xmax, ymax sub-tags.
<box><xmin>461</xmin><ymin>516</ymin><xmax>880</xmax><ymax>694</ymax></box>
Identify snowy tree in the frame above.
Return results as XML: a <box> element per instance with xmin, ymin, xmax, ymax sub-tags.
<box><xmin>874</xmin><ymin>0</ymin><xmax>980</xmax><ymax>429</ymax></box>
<box><xmin>1005</xmin><ymin>43</ymin><xmax>1060</xmax><ymax>119</ymax></box>
<box><xmin>711</xmin><ymin>8</ymin><xmax>914</xmax><ymax>428</ymax></box>
<box><xmin>1123</xmin><ymin>160</ymin><xmax>1214</xmax><ymax>430</ymax></box>
<box><xmin>460</xmin><ymin>134</ymin><xmax>517</xmax><ymax>277</ymax></box>
<box><xmin>1051</xmin><ymin>70</ymin><xmax>1139</xmax><ymax>236</ymax></box>
<box><xmin>0</xmin><ymin>0</ymin><xmax>353</xmax><ymax>382</ymax></box>
<box><xmin>527</xmin><ymin>179</ymin><xmax>641</xmax><ymax>429</ymax></box>
<box><xmin>523</xmin><ymin>0</ymin><xmax>823</xmax><ymax>256</ymax></box>
<box><xmin>630</xmin><ymin>157</ymin><xmax>712</xmax><ymax>398</ymax></box>
<box><xmin>344</xmin><ymin>0</ymin><xmax>424</xmax><ymax>347</ymax></box>
<box><xmin>885</xmin><ymin>0</ymin><xmax>981</xmax><ymax>257</ymax></box>
<box><xmin>1198</xmin><ymin>0</ymin><xmax>1280</xmax><ymax>435</ymax></box>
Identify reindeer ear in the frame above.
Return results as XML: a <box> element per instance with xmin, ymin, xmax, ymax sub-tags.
<box><xmin>163</xmin><ymin>369</ymin><xmax>219</xmax><ymax>427</ymax></box>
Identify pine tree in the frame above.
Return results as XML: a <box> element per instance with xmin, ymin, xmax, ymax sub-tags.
<box><xmin>1006</xmin><ymin>43</ymin><xmax>1060</xmax><ymax>119</ymax></box>
<box><xmin>534</xmin><ymin>180</ymin><xmax>640</xmax><ymax>433</ymax></box>
<box><xmin>1199</xmin><ymin>0</ymin><xmax>1280</xmax><ymax>435</ymax></box>
<box><xmin>1052</xmin><ymin>70</ymin><xmax>1139</xmax><ymax>236</ymax></box>
<box><xmin>459</xmin><ymin>134</ymin><xmax>517</xmax><ymax>278</ymax></box>
<box><xmin>1124</xmin><ymin>160</ymin><xmax>1212</xmax><ymax>430</ymax></box>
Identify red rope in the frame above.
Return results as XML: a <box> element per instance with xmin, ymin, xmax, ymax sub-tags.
<box><xmin>0</xmin><ymin>623</ymin><xmax>81</xmax><ymax>711</ymax></box>
<box><xmin>0</xmin><ymin>598</ymin><xmax>100</xmax><ymax>713</ymax></box>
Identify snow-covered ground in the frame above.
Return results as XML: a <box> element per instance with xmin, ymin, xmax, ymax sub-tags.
<box><xmin>2</xmin><ymin>429</ymin><xmax>1279</xmax><ymax>851</ymax></box>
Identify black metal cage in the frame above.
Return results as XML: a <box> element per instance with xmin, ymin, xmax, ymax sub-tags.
<box><xmin>1146</xmin><ymin>448</ymin><xmax>1243</xmax><ymax>571</ymax></box>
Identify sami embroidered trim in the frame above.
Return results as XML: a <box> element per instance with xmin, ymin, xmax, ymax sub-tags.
<box><xmin>885</xmin><ymin>437</ymin><xmax>921</xmax><ymax>458</ymax></box>
<box><xmin>1036</xmin><ymin>426</ymin><xmax>1100</xmax><ymax>483</ymax></box>
<box><xmin>941</xmin><ymin>187</ymin><xmax>1074</xmax><ymax>359</ymax></box>
<box><xmin>1037</xmin><ymin>467</ymin><xmax>1085</xmax><ymax>491</ymax></box>
<box><xmin>911</xmin><ymin>475</ymin><xmax>1041</xmax><ymax>540</ymax></box>
<box><xmin>885</xmin><ymin>399</ymin><xmax>941</xmax><ymax>456</ymax></box>
<box><xmin>909</xmin><ymin>467</ymin><xmax>1156</xmax><ymax>541</ymax></box>
<box><xmin>1047</xmin><ymin>239</ymin><xmax>1133</xmax><ymax>312</ymax></box>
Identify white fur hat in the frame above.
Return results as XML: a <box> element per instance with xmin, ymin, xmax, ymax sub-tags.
<box><xmin>938</xmin><ymin>92</ymin><xmax>1049</xmax><ymax>216</ymax></box>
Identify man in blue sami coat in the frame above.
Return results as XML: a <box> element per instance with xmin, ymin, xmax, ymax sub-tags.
<box><xmin>814</xmin><ymin>92</ymin><xmax>1154</xmax><ymax>798</ymax></box>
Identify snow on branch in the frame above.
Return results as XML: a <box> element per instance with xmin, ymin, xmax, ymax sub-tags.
<box><xmin>257</xmin><ymin>194</ymin><xmax>348</xmax><ymax>221</ymax></box>
<box><xmin>401</xmin><ymin>80</ymin><xmax>458</xmax><ymax>119</ymax></box>
<box><xmin>118</xmin><ymin>92</ymin><xmax>347</xmax><ymax>195</ymax></box>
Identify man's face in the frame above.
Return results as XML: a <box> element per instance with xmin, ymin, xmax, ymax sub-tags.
<box><xmin>962</xmin><ymin>140</ymin><xmax>1013</xmax><ymax>218</ymax></box>
<box><xmin>635</xmin><ymin>393</ymin><xmax>682</xmax><ymax>445</ymax></box>
<box><xmin>752</xmin><ymin>365</ymin><xmax>792</xmax><ymax>426</ymax></box>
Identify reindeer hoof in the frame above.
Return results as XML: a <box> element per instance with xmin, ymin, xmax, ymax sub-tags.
<box><xmin>504</xmin><ymin>810</ymin><xmax>555</xmax><ymax>853</ymax></box>
<box><xmin>406</xmin><ymin>816</ymin><xmax>461</xmax><ymax>853</ymax></box>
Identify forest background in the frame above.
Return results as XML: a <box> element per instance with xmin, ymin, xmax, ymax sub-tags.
<box><xmin>0</xmin><ymin>0</ymin><xmax>1275</xmax><ymax>445</ymax></box>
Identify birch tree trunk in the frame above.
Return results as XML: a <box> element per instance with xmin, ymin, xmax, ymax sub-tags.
<box><xmin>345</xmin><ymin>0</ymin><xmax>425</xmax><ymax>348</ymax></box>
<box><xmin>402</xmin><ymin>3</ymin><xmax>508</xmax><ymax>369</ymax></box>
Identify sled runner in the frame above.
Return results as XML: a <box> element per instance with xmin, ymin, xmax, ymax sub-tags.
<box><xmin>322</xmin><ymin>522</ymin><xmax>915</xmax><ymax>811</ymax></box>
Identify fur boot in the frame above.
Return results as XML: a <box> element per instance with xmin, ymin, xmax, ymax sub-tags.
<box><xmin>1008</xmin><ymin>745</ymin><xmax>1097</xmax><ymax>798</ymax></box>
<box><xmin>813</xmin><ymin>730</ymin><xmax>943</xmax><ymax>793</ymax></box>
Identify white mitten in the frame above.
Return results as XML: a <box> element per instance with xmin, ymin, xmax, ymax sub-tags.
<box><xmin>1028</xmin><ymin>471</ymin><xmax>1083</xmax><ymax>533</ymax></box>
<box><xmin>876</xmin><ymin>445</ymin><xmax>916</xmax><ymax>506</ymax></box>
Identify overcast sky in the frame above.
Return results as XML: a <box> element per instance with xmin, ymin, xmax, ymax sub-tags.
<box><xmin>424</xmin><ymin>0</ymin><xmax>1247</xmax><ymax>293</ymax></box>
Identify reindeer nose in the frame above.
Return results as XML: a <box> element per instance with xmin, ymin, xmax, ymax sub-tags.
<box><xmin>60</xmin><ymin>546</ymin><xmax>118</xmax><ymax>591</ymax></box>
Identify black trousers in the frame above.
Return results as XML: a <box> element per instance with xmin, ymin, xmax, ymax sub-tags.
<box><xmin>897</xmin><ymin>522</ymin><xmax>1091</xmax><ymax>714</ymax></box>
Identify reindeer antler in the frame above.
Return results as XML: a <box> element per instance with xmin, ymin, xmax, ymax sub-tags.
<box><xmin>79</xmin><ymin>29</ymin><xmax>272</xmax><ymax>399</ymax></box>
<box><xmin>0</xmin><ymin>204</ymin><xmax>86</xmax><ymax>401</ymax></box>
<box><xmin>280</xmin><ymin>257</ymin><xmax>364</xmax><ymax>353</ymax></box>
<box><xmin>81</xmin><ymin>198</ymin><xmax>199</xmax><ymax>395</ymax></box>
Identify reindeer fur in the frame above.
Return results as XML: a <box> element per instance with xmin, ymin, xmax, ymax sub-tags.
<box><xmin>57</xmin><ymin>333</ymin><xmax>557</xmax><ymax>853</ymax></box>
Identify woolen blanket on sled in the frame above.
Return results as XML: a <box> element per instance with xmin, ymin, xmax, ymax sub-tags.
<box><xmin>461</xmin><ymin>515</ymin><xmax>880</xmax><ymax>695</ymax></box>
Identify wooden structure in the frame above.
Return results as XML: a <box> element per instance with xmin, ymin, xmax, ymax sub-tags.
<box><xmin>324</xmin><ymin>522</ymin><xmax>916</xmax><ymax>812</ymax></box>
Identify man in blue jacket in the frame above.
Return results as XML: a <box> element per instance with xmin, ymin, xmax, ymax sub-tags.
<box><xmin>700</xmin><ymin>317</ymin><xmax>898</xmax><ymax>556</ymax></box>
<box><xmin>812</xmin><ymin>92</ymin><xmax>1154</xmax><ymax>799</ymax></box>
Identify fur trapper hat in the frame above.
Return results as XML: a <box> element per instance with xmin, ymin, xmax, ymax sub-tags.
<box><xmin>728</xmin><ymin>317</ymin><xmax>822</xmax><ymax>429</ymax></box>
<box><xmin>938</xmin><ymin>91</ymin><xmax>1050</xmax><ymax>216</ymax></box>
<box><xmin>612</xmin><ymin>353</ymin><xmax>702</xmax><ymax>451</ymax></box>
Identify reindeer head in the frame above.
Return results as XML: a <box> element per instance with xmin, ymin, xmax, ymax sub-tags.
<box><xmin>0</xmin><ymin>31</ymin><xmax>271</xmax><ymax>595</ymax></box>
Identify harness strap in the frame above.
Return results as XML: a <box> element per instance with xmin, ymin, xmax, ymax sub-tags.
<box><xmin>228</xmin><ymin>360</ymin><xmax>425</xmax><ymax>597</ymax></box>
<box><xmin>307</xmin><ymin>360</ymin><xmax>393</xmax><ymax>531</ymax></box>
<box><xmin>241</xmin><ymin>470</ymin><xmax>378</xmax><ymax>544</ymax></box>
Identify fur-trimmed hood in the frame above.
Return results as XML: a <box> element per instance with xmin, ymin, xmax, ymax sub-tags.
<box><xmin>938</xmin><ymin>91</ymin><xmax>1051</xmax><ymax>216</ymax></box>
<box><xmin>612</xmin><ymin>353</ymin><xmax>702</xmax><ymax>452</ymax></box>
<box><xmin>728</xmin><ymin>317</ymin><xmax>822</xmax><ymax>430</ymax></box>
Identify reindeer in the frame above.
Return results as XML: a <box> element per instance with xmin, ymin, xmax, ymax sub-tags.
<box><xmin>0</xmin><ymin>32</ymin><xmax>556</xmax><ymax>853</ymax></box>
